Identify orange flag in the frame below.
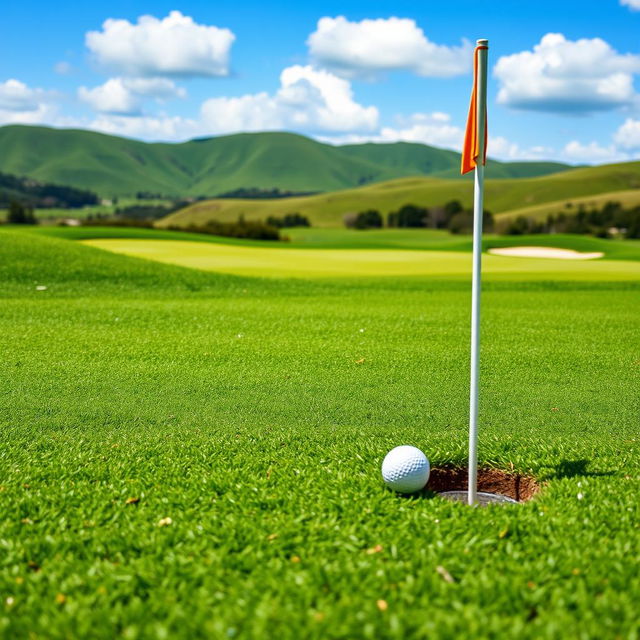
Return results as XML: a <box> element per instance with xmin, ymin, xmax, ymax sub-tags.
<box><xmin>461</xmin><ymin>45</ymin><xmax>488</xmax><ymax>175</ymax></box>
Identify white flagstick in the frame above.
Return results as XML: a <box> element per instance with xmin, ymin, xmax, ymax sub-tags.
<box><xmin>468</xmin><ymin>39</ymin><xmax>489</xmax><ymax>506</ymax></box>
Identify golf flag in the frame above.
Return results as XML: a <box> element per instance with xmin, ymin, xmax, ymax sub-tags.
<box><xmin>465</xmin><ymin>40</ymin><xmax>489</xmax><ymax>506</ymax></box>
<box><xmin>461</xmin><ymin>44</ymin><xmax>489</xmax><ymax>175</ymax></box>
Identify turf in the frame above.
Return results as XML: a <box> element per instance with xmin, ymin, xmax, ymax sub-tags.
<box><xmin>1</xmin><ymin>229</ymin><xmax>639</xmax><ymax>639</ymax></box>
<box><xmin>80</xmin><ymin>237</ymin><xmax>640</xmax><ymax>280</ymax></box>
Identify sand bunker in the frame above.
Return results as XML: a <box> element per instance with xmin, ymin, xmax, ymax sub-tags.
<box><xmin>488</xmin><ymin>246</ymin><xmax>604</xmax><ymax>260</ymax></box>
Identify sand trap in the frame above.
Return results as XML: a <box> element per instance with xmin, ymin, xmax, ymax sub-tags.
<box><xmin>488</xmin><ymin>246</ymin><xmax>604</xmax><ymax>260</ymax></box>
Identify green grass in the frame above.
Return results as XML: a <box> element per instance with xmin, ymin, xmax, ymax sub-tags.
<box><xmin>0</xmin><ymin>228</ymin><xmax>639</xmax><ymax>639</ymax></box>
<box><xmin>161</xmin><ymin>162</ymin><xmax>640</xmax><ymax>228</ymax></box>
<box><xmin>21</xmin><ymin>224</ymin><xmax>640</xmax><ymax>261</ymax></box>
<box><xmin>0</xmin><ymin>125</ymin><xmax>572</xmax><ymax>198</ymax></box>
<box><xmin>78</xmin><ymin>238</ymin><xmax>640</xmax><ymax>280</ymax></box>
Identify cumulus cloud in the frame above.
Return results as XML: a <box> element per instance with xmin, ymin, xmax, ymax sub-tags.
<box><xmin>620</xmin><ymin>0</ymin><xmax>640</xmax><ymax>10</ymax></box>
<box><xmin>494</xmin><ymin>33</ymin><xmax>640</xmax><ymax>113</ymax></box>
<box><xmin>374</xmin><ymin>112</ymin><xmax>465</xmax><ymax>148</ymax></box>
<box><xmin>0</xmin><ymin>79</ymin><xmax>50</xmax><ymax>112</ymax></box>
<box><xmin>79</xmin><ymin>79</ymin><xmax>141</xmax><ymax>115</ymax></box>
<box><xmin>86</xmin><ymin>11</ymin><xmax>235</xmax><ymax>78</ymax></box>
<box><xmin>319</xmin><ymin>112</ymin><xmax>553</xmax><ymax>162</ymax></box>
<box><xmin>79</xmin><ymin>77</ymin><xmax>186</xmax><ymax>115</ymax></box>
<box><xmin>200</xmin><ymin>65</ymin><xmax>379</xmax><ymax>134</ymax></box>
<box><xmin>562</xmin><ymin>140</ymin><xmax>626</xmax><ymax>162</ymax></box>
<box><xmin>0</xmin><ymin>79</ymin><xmax>63</xmax><ymax>126</ymax></box>
<box><xmin>87</xmin><ymin>113</ymin><xmax>199</xmax><ymax>140</ymax></box>
<box><xmin>613</xmin><ymin>118</ymin><xmax>640</xmax><ymax>149</ymax></box>
<box><xmin>307</xmin><ymin>16</ymin><xmax>471</xmax><ymax>79</ymax></box>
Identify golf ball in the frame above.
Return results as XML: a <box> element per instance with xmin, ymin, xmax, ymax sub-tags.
<box><xmin>381</xmin><ymin>445</ymin><xmax>430</xmax><ymax>493</ymax></box>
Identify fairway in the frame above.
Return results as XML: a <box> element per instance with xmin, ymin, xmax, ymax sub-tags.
<box><xmin>82</xmin><ymin>237</ymin><xmax>640</xmax><ymax>280</ymax></box>
<box><xmin>1</xmin><ymin>228</ymin><xmax>639</xmax><ymax>639</ymax></box>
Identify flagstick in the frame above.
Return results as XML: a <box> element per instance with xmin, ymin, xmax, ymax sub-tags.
<box><xmin>468</xmin><ymin>39</ymin><xmax>489</xmax><ymax>506</ymax></box>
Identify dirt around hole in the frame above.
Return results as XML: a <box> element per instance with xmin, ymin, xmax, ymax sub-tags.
<box><xmin>427</xmin><ymin>465</ymin><xmax>540</xmax><ymax>502</ymax></box>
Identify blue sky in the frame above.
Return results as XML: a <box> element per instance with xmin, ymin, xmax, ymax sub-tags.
<box><xmin>1</xmin><ymin>0</ymin><xmax>640</xmax><ymax>163</ymax></box>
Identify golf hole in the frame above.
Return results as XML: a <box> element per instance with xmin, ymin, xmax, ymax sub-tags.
<box><xmin>427</xmin><ymin>465</ymin><xmax>540</xmax><ymax>505</ymax></box>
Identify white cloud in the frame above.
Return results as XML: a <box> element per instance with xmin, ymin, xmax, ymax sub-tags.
<box><xmin>0</xmin><ymin>79</ymin><xmax>63</xmax><ymax>126</ymax></box>
<box><xmin>85</xmin><ymin>66</ymin><xmax>377</xmax><ymax>140</ymax></box>
<box><xmin>494</xmin><ymin>33</ymin><xmax>640</xmax><ymax>113</ymax></box>
<box><xmin>613</xmin><ymin>118</ymin><xmax>640</xmax><ymax>149</ymax></box>
<box><xmin>86</xmin><ymin>11</ymin><xmax>235</xmax><ymax>78</ymax></box>
<box><xmin>562</xmin><ymin>140</ymin><xmax>626</xmax><ymax>162</ymax></box>
<box><xmin>87</xmin><ymin>113</ymin><xmax>199</xmax><ymax>140</ymax></box>
<box><xmin>0</xmin><ymin>79</ymin><xmax>49</xmax><ymax>112</ymax></box>
<box><xmin>307</xmin><ymin>16</ymin><xmax>471</xmax><ymax>79</ymax></box>
<box><xmin>0</xmin><ymin>103</ymin><xmax>59</xmax><ymax>126</ymax></box>
<box><xmin>377</xmin><ymin>113</ymin><xmax>464</xmax><ymax>148</ymax></box>
<box><xmin>200</xmin><ymin>65</ymin><xmax>378</xmax><ymax>134</ymax></box>
<box><xmin>79</xmin><ymin>77</ymin><xmax>186</xmax><ymax>115</ymax></box>
<box><xmin>79</xmin><ymin>78</ymin><xmax>142</xmax><ymax>115</ymax></box>
<box><xmin>621</xmin><ymin>0</ymin><xmax>640</xmax><ymax>10</ymax></box>
<box><xmin>319</xmin><ymin>112</ymin><xmax>553</xmax><ymax>162</ymax></box>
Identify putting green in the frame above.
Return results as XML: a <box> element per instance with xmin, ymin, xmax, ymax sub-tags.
<box><xmin>82</xmin><ymin>238</ymin><xmax>640</xmax><ymax>280</ymax></box>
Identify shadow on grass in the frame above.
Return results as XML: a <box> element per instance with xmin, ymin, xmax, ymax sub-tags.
<box><xmin>544</xmin><ymin>459</ymin><xmax>615</xmax><ymax>480</ymax></box>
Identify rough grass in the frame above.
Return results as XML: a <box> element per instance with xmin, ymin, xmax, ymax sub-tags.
<box><xmin>0</xmin><ymin>229</ymin><xmax>639</xmax><ymax>639</ymax></box>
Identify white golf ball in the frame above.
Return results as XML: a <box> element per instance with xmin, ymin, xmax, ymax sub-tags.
<box><xmin>381</xmin><ymin>445</ymin><xmax>430</xmax><ymax>493</ymax></box>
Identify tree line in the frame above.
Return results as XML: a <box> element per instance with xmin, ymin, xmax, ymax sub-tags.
<box><xmin>499</xmin><ymin>201</ymin><xmax>640</xmax><ymax>239</ymax></box>
<box><xmin>344</xmin><ymin>201</ymin><xmax>494</xmax><ymax>234</ymax></box>
<box><xmin>0</xmin><ymin>172</ymin><xmax>99</xmax><ymax>209</ymax></box>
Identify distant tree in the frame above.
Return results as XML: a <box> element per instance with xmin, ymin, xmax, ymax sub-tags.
<box><xmin>387</xmin><ymin>204</ymin><xmax>428</xmax><ymax>228</ymax></box>
<box><xmin>449</xmin><ymin>209</ymin><xmax>494</xmax><ymax>234</ymax></box>
<box><xmin>266</xmin><ymin>213</ymin><xmax>311</xmax><ymax>228</ymax></box>
<box><xmin>354</xmin><ymin>209</ymin><xmax>383</xmax><ymax>229</ymax></box>
<box><xmin>625</xmin><ymin>207</ymin><xmax>640</xmax><ymax>238</ymax></box>
<box><xmin>7</xmin><ymin>200</ymin><xmax>37</xmax><ymax>224</ymax></box>
<box><xmin>444</xmin><ymin>200</ymin><xmax>464</xmax><ymax>217</ymax></box>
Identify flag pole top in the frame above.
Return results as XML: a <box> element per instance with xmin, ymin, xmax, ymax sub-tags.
<box><xmin>477</xmin><ymin>39</ymin><xmax>489</xmax><ymax>46</ymax></box>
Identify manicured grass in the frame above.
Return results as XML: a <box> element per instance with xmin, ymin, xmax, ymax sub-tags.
<box><xmin>80</xmin><ymin>237</ymin><xmax>640</xmax><ymax>280</ymax></box>
<box><xmin>0</xmin><ymin>228</ymin><xmax>638</xmax><ymax>639</ymax></box>
<box><xmin>18</xmin><ymin>224</ymin><xmax>640</xmax><ymax>261</ymax></box>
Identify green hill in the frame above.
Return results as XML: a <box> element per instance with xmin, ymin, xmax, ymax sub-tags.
<box><xmin>0</xmin><ymin>125</ymin><xmax>573</xmax><ymax>198</ymax></box>
<box><xmin>339</xmin><ymin>141</ymin><xmax>570</xmax><ymax>180</ymax></box>
<box><xmin>160</xmin><ymin>161</ymin><xmax>640</xmax><ymax>228</ymax></box>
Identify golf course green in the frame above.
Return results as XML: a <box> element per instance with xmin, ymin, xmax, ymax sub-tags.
<box><xmin>1</xmin><ymin>226</ymin><xmax>638</xmax><ymax>639</ymax></box>
<box><xmin>80</xmin><ymin>237</ymin><xmax>640</xmax><ymax>280</ymax></box>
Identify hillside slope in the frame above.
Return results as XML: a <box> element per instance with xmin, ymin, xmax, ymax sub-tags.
<box><xmin>160</xmin><ymin>161</ymin><xmax>640</xmax><ymax>228</ymax></box>
<box><xmin>0</xmin><ymin>125</ymin><xmax>573</xmax><ymax>197</ymax></box>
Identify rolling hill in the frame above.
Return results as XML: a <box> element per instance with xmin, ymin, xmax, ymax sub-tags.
<box><xmin>159</xmin><ymin>161</ymin><xmax>640</xmax><ymax>228</ymax></box>
<box><xmin>0</xmin><ymin>125</ymin><xmax>572</xmax><ymax>198</ymax></box>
